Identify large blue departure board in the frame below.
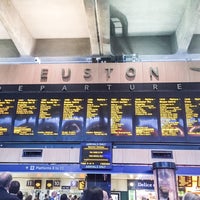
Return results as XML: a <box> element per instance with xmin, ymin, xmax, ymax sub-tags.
<box><xmin>0</xmin><ymin>83</ymin><xmax>200</xmax><ymax>143</ymax></box>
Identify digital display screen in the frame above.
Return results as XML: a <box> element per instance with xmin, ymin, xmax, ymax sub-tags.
<box><xmin>0</xmin><ymin>83</ymin><xmax>200</xmax><ymax>143</ymax></box>
<box><xmin>111</xmin><ymin>98</ymin><xmax>132</xmax><ymax>136</ymax></box>
<box><xmin>134</xmin><ymin>97</ymin><xmax>158</xmax><ymax>137</ymax></box>
<box><xmin>159</xmin><ymin>97</ymin><xmax>185</xmax><ymax>137</ymax></box>
<box><xmin>86</xmin><ymin>97</ymin><xmax>109</xmax><ymax>137</ymax></box>
<box><xmin>61</xmin><ymin>98</ymin><xmax>84</xmax><ymax>136</ymax></box>
<box><xmin>80</xmin><ymin>142</ymin><xmax>112</xmax><ymax>169</ymax></box>
<box><xmin>0</xmin><ymin>98</ymin><xmax>15</xmax><ymax>136</ymax></box>
<box><xmin>14</xmin><ymin>98</ymin><xmax>38</xmax><ymax>136</ymax></box>
<box><xmin>185</xmin><ymin>97</ymin><xmax>200</xmax><ymax>136</ymax></box>
<box><xmin>37</xmin><ymin>98</ymin><xmax>61</xmax><ymax>136</ymax></box>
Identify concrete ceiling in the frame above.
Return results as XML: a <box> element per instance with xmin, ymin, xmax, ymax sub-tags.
<box><xmin>0</xmin><ymin>0</ymin><xmax>200</xmax><ymax>63</ymax></box>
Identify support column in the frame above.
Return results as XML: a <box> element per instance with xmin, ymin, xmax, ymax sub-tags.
<box><xmin>152</xmin><ymin>162</ymin><xmax>178</xmax><ymax>200</ymax></box>
<box><xmin>83</xmin><ymin>0</ymin><xmax>111</xmax><ymax>56</ymax></box>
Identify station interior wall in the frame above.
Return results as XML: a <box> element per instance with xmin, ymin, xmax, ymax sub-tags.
<box><xmin>1</xmin><ymin>148</ymin><xmax>200</xmax><ymax>166</ymax></box>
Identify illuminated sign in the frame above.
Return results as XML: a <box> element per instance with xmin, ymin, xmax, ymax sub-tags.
<box><xmin>34</xmin><ymin>180</ymin><xmax>42</xmax><ymax>189</ymax></box>
<box><xmin>178</xmin><ymin>176</ymin><xmax>193</xmax><ymax>187</ymax></box>
<box><xmin>80</xmin><ymin>143</ymin><xmax>112</xmax><ymax>169</ymax></box>
<box><xmin>0</xmin><ymin>83</ymin><xmax>200</xmax><ymax>143</ymax></box>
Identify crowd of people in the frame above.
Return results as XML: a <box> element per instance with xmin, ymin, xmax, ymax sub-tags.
<box><xmin>0</xmin><ymin>172</ymin><xmax>111</xmax><ymax>200</ymax></box>
<box><xmin>1</xmin><ymin>172</ymin><xmax>200</xmax><ymax>200</ymax></box>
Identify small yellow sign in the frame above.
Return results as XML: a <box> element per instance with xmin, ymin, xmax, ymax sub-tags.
<box><xmin>78</xmin><ymin>180</ymin><xmax>86</xmax><ymax>190</ymax></box>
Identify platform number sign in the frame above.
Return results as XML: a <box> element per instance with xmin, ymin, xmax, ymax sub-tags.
<box><xmin>34</xmin><ymin>180</ymin><xmax>42</xmax><ymax>189</ymax></box>
<box><xmin>46</xmin><ymin>180</ymin><xmax>53</xmax><ymax>189</ymax></box>
<box><xmin>26</xmin><ymin>180</ymin><xmax>34</xmax><ymax>187</ymax></box>
<box><xmin>78</xmin><ymin>180</ymin><xmax>86</xmax><ymax>190</ymax></box>
<box><xmin>178</xmin><ymin>176</ymin><xmax>193</xmax><ymax>187</ymax></box>
<box><xmin>54</xmin><ymin>180</ymin><xmax>61</xmax><ymax>187</ymax></box>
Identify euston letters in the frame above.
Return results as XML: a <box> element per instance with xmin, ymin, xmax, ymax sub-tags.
<box><xmin>40</xmin><ymin>67</ymin><xmax>159</xmax><ymax>82</ymax></box>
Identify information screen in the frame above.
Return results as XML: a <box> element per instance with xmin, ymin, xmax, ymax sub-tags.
<box><xmin>85</xmin><ymin>97</ymin><xmax>109</xmax><ymax>140</ymax></box>
<box><xmin>61</xmin><ymin>98</ymin><xmax>84</xmax><ymax>136</ymax></box>
<box><xmin>0</xmin><ymin>98</ymin><xmax>15</xmax><ymax>136</ymax></box>
<box><xmin>37</xmin><ymin>98</ymin><xmax>61</xmax><ymax>136</ymax></box>
<box><xmin>159</xmin><ymin>97</ymin><xmax>185</xmax><ymax>137</ymax></box>
<box><xmin>80</xmin><ymin>142</ymin><xmax>112</xmax><ymax>169</ymax></box>
<box><xmin>0</xmin><ymin>83</ymin><xmax>200</xmax><ymax>143</ymax></box>
<box><xmin>134</xmin><ymin>97</ymin><xmax>158</xmax><ymax>137</ymax></box>
<box><xmin>14</xmin><ymin>98</ymin><xmax>38</xmax><ymax>136</ymax></box>
<box><xmin>111</xmin><ymin>98</ymin><xmax>132</xmax><ymax>137</ymax></box>
<box><xmin>185</xmin><ymin>97</ymin><xmax>200</xmax><ymax>136</ymax></box>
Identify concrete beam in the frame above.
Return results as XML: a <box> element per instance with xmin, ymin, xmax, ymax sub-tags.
<box><xmin>96</xmin><ymin>0</ymin><xmax>111</xmax><ymax>55</ymax></box>
<box><xmin>83</xmin><ymin>0</ymin><xmax>100</xmax><ymax>55</ymax></box>
<box><xmin>176</xmin><ymin>0</ymin><xmax>200</xmax><ymax>53</ymax></box>
<box><xmin>0</xmin><ymin>0</ymin><xmax>35</xmax><ymax>56</ymax></box>
<box><xmin>83</xmin><ymin>0</ymin><xmax>111</xmax><ymax>56</ymax></box>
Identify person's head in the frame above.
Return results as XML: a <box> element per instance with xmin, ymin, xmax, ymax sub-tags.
<box><xmin>51</xmin><ymin>191</ymin><xmax>57</xmax><ymax>197</ymax></box>
<box><xmin>82</xmin><ymin>187</ymin><xmax>103</xmax><ymax>200</ymax></box>
<box><xmin>183</xmin><ymin>192</ymin><xmax>200</xmax><ymax>200</ymax></box>
<box><xmin>17</xmin><ymin>191</ymin><xmax>23</xmax><ymax>200</ymax></box>
<box><xmin>103</xmin><ymin>190</ymin><xmax>109</xmax><ymax>200</ymax></box>
<box><xmin>61</xmin><ymin>193</ymin><xmax>68</xmax><ymax>200</ymax></box>
<box><xmin>9</xmin><ymin>180</ymin><xmax>20</xmax><ymax>194</ymax></box>
<box><xmin>0</xmin><ymin>172</ymin><xmax>13</xmax><ymax>190</ymax></box>
<box><xmin>25</xmin><ymin>195</ymin><xmax>33</xmax><ymax>200</ymax></box>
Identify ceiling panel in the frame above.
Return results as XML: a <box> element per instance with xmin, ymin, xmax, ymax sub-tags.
<box><xmin>0</xmin><ymin>21</ymin><xmax>10</xmax><ymax>39</ymax></box>
<box><xmin>11</xmin><ymin>0</ymin><xmax>90</xmax><ymax>38</ymax></box>
<box><xmin>110</xmin><ymin>0</ymin><xmax>188</xmax><ymax>36</ymax></box>
<box><xmin>0</xmin><ymin>0</ymin><xmax>199</xmax><ymax>61</ymax></box>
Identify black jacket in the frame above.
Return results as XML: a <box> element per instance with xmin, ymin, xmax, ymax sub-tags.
<box><xmin>0</xmin><ymin>187</ymin><xmax>20</xmax><ymax>200</ymax></box>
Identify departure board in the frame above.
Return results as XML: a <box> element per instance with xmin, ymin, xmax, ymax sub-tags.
<box><xmin>0</xmin><ymin>98</ymin><xmax>15</xmax><ymax>136</ymax></box>
<box><xmin>61</xmin><ymin>98</ymin><xmax>84</xmax><ymax>136</ymax></box>
<box><xmin>37</xmin><ymin>98</ymin><xmax>61</xmax><ymax>136</ymax></box>
<box><xmin>86</xmin><ymin>98</ymin><xmax>109</xmax><ymax>136</ymax></box>
<box><xmin>1</xmin><ymin>83</ymin><xmax>200</xmax><ymax>143</ymax></box>
<box><xmin>159</xmin><ymin>97</ymin><xmax>185</xmax><ymax>137</ymax></box>
<box><xmin>80</xmin><ymin>142</ymin><xmax>112</xmax><ymax>169</ymax></box>
<box><xmin>14</xmin><ymin>99</ymin><xmax>38</xmax><ymax>136</ymax></box>
<box><xmin>185</xmin><ymin>97</ymin><xmax>200</xmax><ymax>136</ymax></box>
<box><xmin>134</xmin><ymin>97</ymin><xmax>158</xmax><ymax>137</ymax></box>
<box><xmin>111</xmin><ymin>98</ymin><xmax>132</xmax><ymax>136</ymax></box>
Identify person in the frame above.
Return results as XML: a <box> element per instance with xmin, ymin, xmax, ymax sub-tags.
<box><xmin>60</xmin><ymin>194</ymin><xmax>68</xmax><ymax>200</ymax></box>
<box><xmin>103</xmin><ymin>190</ymin><xmax>109</xmax><ymax>200</ymax></box>
<box><xmin>68</xmin><ymin>195</ymin><xmax>73</xmax><ymax>200</ymax></box>
<box><xmin>81</xmin><ymin>187</ymin><xmax>103</xmax><ymax>200</ymax></box>
<box><xmin>9</xmin><ymin>180</ymin><xmax>20</xmax><ymax>195</ymax></box>
<box><xmin>73</xmin><ymin>195</ymin><xmax>78</xmax><ymax>200</ymax></box>
<box><xmin>44</xmin><ymin>194</ymin><xmax>49</xmax><ymax>200</ymax></box>
<box><xmin>0</xmin><ymin>172</ymin><xmax>20</xmax><ymax>200</ymax></box>
<box><xmin>49</xmin><ymin>191</ymin><xmax>57</xmax><ymax>200</ymax></box>
<box><xmin>25</xmin><ymin>195</ymin><xmax>32</xmax><ymax>200</ymax></box>
<box><xmin>183</xmin><ymin>192</ymin><xmax>200</xmax><ymax>200</ymax></box>
<box><xmin>17</xmin><ymin>191</ymin><xmax>23</xmax><ymax>200</ymax></box>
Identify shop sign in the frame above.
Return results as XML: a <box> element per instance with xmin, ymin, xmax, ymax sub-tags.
<box><xmin>128</xmin><ymin>180</ymin><xmax>154</xmax><ymax>190</ymax></box>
